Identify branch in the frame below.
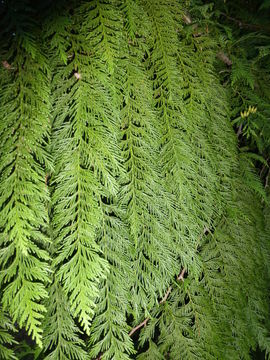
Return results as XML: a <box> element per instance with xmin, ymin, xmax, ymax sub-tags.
<box><xmin>128</xmin><ymin>317</ymin><xmax>149</xmax><ymax>337</ymax></box>
<box><xmin>97</xmin><ymin>269</ymin><xmax>186</xmax><ymax>358</ymax></box>
<box><xmin>217</xmin><ymin>51</ymin><xmax>232</xmax><ymax>66</ymax></box>
<box><xmin>160</xmin><ymin>268</ymin><xmax>185</xmax><ymax>304</ymax></box>
<box><xmin>220</xmin><ymin>12</ymin><xmax>270</xmax><ymax>34</ymax></box>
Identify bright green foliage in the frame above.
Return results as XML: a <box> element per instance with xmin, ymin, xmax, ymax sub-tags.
<box><xmin>49</xmin><ymin>10</ymin><xmax>117</xmax><ymax>334</ymax></box>
<box><xmin>0</xmin><ymin>2</ymin><xmax>51</xmax><ymax>347</ymax></box>
<box><xmin>143</xmin><ymin>0</ymin><xmax>232</xmax><ymax>279</ymax></box>
<box><xmin>143</xmin><ymin>0</ymin><xmax>203</xmax><ymax>275</ymax></box>
<box><xmin>0</xmin><ymin>0</ymin><xmax>270</xmax><ymax>359</ymax></box>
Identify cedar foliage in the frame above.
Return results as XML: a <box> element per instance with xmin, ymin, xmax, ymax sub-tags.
<box><xmin>0</xmin><ymin>0</ymin><xmax>270</xmax><ymax>359</ymax></box>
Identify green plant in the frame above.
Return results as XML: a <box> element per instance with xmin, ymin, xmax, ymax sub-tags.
<box><xmin>0</xmin><ymin>0</ymin><xmax>269</xmax><ymax>359</ymax></box>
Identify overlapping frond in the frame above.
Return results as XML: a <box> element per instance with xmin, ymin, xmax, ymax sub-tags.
<box><xmin>0</xmin><ymin>0</ymin><xmax>269</xmax><ymax>358</ymax></box>
<box><xmin>88</xmin><ymin>202</ymin><xmax>135</xmax><ymax>359</ymax></box>
<box><xmin>118</xmin><ymin>39</ymin><xmax>177</xmax><ymax>315</ymax></box>
<box><xmin>42</xmin><ymin>280</ymin><xmax>89</xmax><ymax>360</ymax></box>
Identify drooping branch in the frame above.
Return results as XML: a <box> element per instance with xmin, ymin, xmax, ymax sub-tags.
<box><xmin>128</xmin><ymin>268</ymin><xmax>186</xmax><ymax>337</ymax></box>
<box><xmin>127</xmin><ymin>228</ymin><xmax>211</xmax><ymax>340</ymax></box>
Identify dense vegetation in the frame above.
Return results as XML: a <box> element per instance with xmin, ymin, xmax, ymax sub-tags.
<box><xmin>0</xmin><ymin>0</ymin><xmax>270</xmax><ymax>359</ymax></box>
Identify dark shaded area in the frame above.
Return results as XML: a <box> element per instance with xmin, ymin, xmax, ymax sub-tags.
<box><xmin>252</xmin><ymin>347</ymin><xmax>266</xmax><ymax>360</ymax></box>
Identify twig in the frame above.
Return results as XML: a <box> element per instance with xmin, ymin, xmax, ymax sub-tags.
<box><xmin>182</xmin><ymin>12</ymin><xmax>192</xmax><ymax>25</ymax></box>
<box><xmin>160</xmin><ymin>286</ymin><xmax>173</xmax><ymax>304</ymax></box>
<box><xmin>177</xmin><ymin>268</ymin><xmax>186</xmax><ymax>281</ymax></box>
<box><xmin>129</xmin><ymin>268</ymin><xmax>186</xmax><ymax>337</ymax></box>
<box><xmin>97</xmin><ymin>269</ymin><xmax>186</xmax><ymax>358</ymax></box>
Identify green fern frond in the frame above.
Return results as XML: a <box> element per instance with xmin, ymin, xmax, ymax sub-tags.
<box><xmin>0</xmin><ymin>1</ymin><xmax>269</xmax><ymax>358</ymax></box>
<box><xmin>0</xmin><ymin>11</ymin><xmax>51</xmax><ymax>346</ymax></box>
<box><xmin>49</xmin><ymin>5</ymin><xmax>122</xmax><ymax>334</ymax></box>
<box><xmin>88</xmin><ymin>200</ymin><xmax>135</xmax><ymax>359</ymax></box>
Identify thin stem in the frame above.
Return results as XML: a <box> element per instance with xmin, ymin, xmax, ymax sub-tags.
<box><xmin>160</xmin><ymin>268</ymin><xmax>185</xmax><ymax>304</ymax></box>
<box><xmin>237</xmin><ymin>123</ymin><xmax>243</xmax><ymax>137</ymax></box>
<box><xmin>128</xmin><ymin>318</ymin><xmax>150</xmax><ymax>337</ymax></box>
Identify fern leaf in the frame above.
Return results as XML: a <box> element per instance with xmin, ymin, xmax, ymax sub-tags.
<box><xmin>0</xmin><ymin>12</ymin><xmax>51</xmax><ymax>346</ymax></box>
